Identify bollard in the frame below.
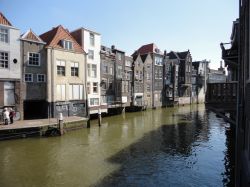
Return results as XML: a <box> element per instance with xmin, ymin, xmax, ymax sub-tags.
<box><xmin>98</xmin><ymin>108</ymin><xmax>102</xmax><ymax>127</ymax></box>
<box><xmin>58</xmin><ymin>113</ymin><xmax>64</xmax><ymax>135</ymax></box>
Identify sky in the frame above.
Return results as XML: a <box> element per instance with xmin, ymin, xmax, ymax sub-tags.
<box><xmin>1</xmin><ymin>0</ymin><xmax>238</xmax><ymax>69</ymax></box>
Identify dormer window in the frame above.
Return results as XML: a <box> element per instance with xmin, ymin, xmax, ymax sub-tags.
<box><xmin>62</xmin><ymin>40</ymin><xmax>73</xmax><ymax>50</ymax></box>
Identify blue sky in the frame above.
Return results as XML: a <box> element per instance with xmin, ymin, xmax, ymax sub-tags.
<box><xmin>1</xmin><ymin>0</ymin><xmax>238</xmax><ymax>68</ymax></box>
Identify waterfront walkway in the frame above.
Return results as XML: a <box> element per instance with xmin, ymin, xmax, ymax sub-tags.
<box><xmin>0</xmin><ymin>116</ymin><xmax>88</xmax><ymax>131</ymax></box>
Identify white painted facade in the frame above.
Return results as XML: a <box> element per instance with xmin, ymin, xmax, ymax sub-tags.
<box><xmin>0</xmin><ymin>24</ymin><xmax>20</xmax><ymax>80</ymax></box>
<box><xmin>81</xmin><ymin>29</ymin><xmax>106</xmax><ymax>114</ymax></box>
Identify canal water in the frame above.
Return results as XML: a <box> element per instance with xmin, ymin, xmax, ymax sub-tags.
<box><xmin>0</xmin><ymin>105</ymin><xmax>234</xmax><ymax>187</ymax></box>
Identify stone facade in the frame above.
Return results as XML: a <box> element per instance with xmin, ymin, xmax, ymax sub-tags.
<box><xmin>20</xmin><ymin>29</ymin><xmax>47</xmax><ymax>119</ymax></box>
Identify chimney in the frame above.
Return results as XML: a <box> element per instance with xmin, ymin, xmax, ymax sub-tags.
<box><xmin>111</xmin><ymin>45</ymin><xmax>115</xmax><ymax>50</ymax></box>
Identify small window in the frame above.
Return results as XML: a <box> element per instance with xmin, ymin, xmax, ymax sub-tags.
<box><xmin>71</xmin><ymin>62</ymin><xmax>79</xmax><ymax>77</ymax></box>
<box><xmin>37</xmin><ymin>74</ymin><xmax>46</xmax><ymax>82</ymax></box>
<box><xmin>93</xmin><ymin>82</ymin><xmax>98</xmax><ymax>93</ymax></box>
<box><xmin>117</xmin><ymin>53</ymin><xmax>122</xmax><ymax>61</ymax></box>
<box><xmin>25</xmin><ymin>73</ymin><xmax>33</xmax><ymax>82</ymax></box>
<box><xmin>91</xmin><ymin>64</ymin><xmax>97</xmax><ymax>78</ymax></box>
<box><xmin>90</xmin><ymin>33</ymin><xmax>95</xmax><ymax>46</ymax></box>
<box><xmin>87</xmin><ymin>82</ymin><xmax>91</xmax><ymax>94</ymax></box>
<box><xmin>88</xmin><ymin>50</ymin><xmax>94</xmax><ymax>59</ymax></box>
<box><xmin>90</xmin><ymin>98</ymin><xmax>99</xmax><ymax>106</ymax></box>
<box><xmin>62</xmin><ymin>40</ymin><xmax>73</xmax><ymax>50</ymax></box>
<box><xmin>28</xmin><ymin>52</ymin><xmax>40</xmax><ymax>66</ymax></box>
<box><xmin>0</xmin><ymin>52</ymin><xmax>8</xmax><ymax>68</ymax></box>
<box><xmin>57</xmin><ymin>60</ymin><xmax>65</xmax><ymax>76</ymax></box>
<box><xmin>0</xmin><ymin>28</ymin><xmax>8</xmax><ymax>43</ymax></box>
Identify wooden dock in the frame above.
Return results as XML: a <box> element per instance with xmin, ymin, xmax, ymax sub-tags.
<box><xmin>0</xmin><ymin>116</ymin><xmax>89</xmax><ymax>140</ymax></box>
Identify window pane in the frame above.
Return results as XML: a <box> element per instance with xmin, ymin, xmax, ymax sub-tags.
<box><xmin>69</xmin><ymin>85</ymin><xmax>73</xmax><ymax>100</ymax></box>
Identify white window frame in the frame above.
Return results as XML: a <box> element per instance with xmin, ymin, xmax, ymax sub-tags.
<box><xmin>37</xmin><ymin>74</ymin><xmax>46</xmax><ymax>82</ymax></box>
<box><xmin>88</xmin><ymin>50</ymin><xmax>94</xmax><ymax>59</ymax></box>
<box><xmin>57</xmin><ymin>60</ymin><xmax>66</xmax><ymax>76</ymax></box>
<box><xmin>0</xmin><ymin>28</ymin><xmax>8</xmax><ymax>43</ymax></box>
<box><xmin>71</xmin><ymin>62</ymin><xmax>79</xmax><ymax>77</ymax></box>
<box><xmin>62</xmin><ymin>40</ymin><xmax>73</xmax><ymax>50</ymax></box>
<box><xmin>69</xmin><ymin>84</ymin><xmax>83</xmax><ymax>100</ymax></box>
<box><xmin>0</xmin><ymin>51</ymin><xmax>9</xmax><ymax>69</ymax></box>
<box><xmin>24</xmin><ymin>73</ymin><xmax>33</xmax><ymax>82</ymax></box>
<box><xmin>28</xmin><ymin>52</ymin><xmax>40</xmax><ymax>66</ymax></box>
<box><xmin>56</xmin><ymin>84</ymin><xmax>66</xmax><ymax>101</ymax></box>
<box><xmin>90</xmin><ymin>98</ymin><xmax>99</xmax><ymax>106</ymax></box>
<box><xmin>92</xmin><ymin>82</ymin><xmax>98</xmax><ymax>94</ymax></box>
<box><xmin>89</xmin><ymin>33</ymin><xmax>95</xmax><ymax>46</ymax></box>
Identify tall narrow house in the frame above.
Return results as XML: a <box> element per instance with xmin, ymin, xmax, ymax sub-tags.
<box><xmin>71</xmin><ymin>28</ymin><xmax>107</xmax><ymax>114</ymax></box>
<box><xmin>40</xmin><ymin>25</ymin><xmax>87</xmax><ymax>118</ymax></box>
<box><xmin>133</xmin><ymin>43</ymin><xmax>164</xmax><ymax>108</ymax></box>
<box><xmin>0</xmin><ymin>12</ymin><xmax>21</xmax><ymax>116</ymax></box>
<box><xmin>20</xmin><ymin>29</ymin><xmax>47</xmax><ymax>119</ymax></box>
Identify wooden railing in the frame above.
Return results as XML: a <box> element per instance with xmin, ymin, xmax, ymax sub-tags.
<box><xmin>206</xmin><ymin>82</ymin><xmax>237</xmax><ymax>104</ymax></box>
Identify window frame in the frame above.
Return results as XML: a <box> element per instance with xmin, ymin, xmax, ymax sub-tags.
<box><xmin>57</xmin><ymin>60</ymin><xmax>66</xmax><ymax>76</ymax></box>
<box><xmin>71</xmin><ymin>62</ymin><xmax>79</xmax><ymax>77</ymax></box>
<box><xmin>37</xmin><ymin>74</ymin><xmax>46</xmax><ymax>82</ymax></box>
<box><xmin>0</xmin><ymin>51</ymin><xmax>9</xmax><ymax>69</ymax></box>
<box><xmin>28</xmin><ymin>52</ymin><xmax>40</xmax><ymax>66</ymax></box>
<box><xmin>0</xmin><ymin>28</ymin><xmax>8</xmax><ymax>43</ymax></box>
<box><xmin>24</xmin><ymin>73</ymin><xmax>33</xmax><ymax>82</ymax></box>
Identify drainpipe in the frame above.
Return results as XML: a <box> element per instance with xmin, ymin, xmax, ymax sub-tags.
<box><xmin>85</xmin><ymin>52</ymin><xmax>90</xmax><ymax>128</ymax></box>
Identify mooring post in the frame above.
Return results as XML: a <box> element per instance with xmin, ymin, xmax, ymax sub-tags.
<box><xmin>58</xmin><ymin>113</ymin><xmax>64</xmax><ymax>135</ymax></box>
<box><xmin>98</xmin><ymin>108</ymin><xmax>102</xmax><ymax>127</ymax></box>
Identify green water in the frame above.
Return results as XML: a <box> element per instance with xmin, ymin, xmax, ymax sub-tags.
<box><xmin>0</xmin><ymin>105</ymin><xmax>234</xmax><ymax>187</ymax></box>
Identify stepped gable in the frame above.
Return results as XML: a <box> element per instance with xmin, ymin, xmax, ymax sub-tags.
<box><xmin>0</xmin><ymin>12</ymin><xmax>12</xmax><ymax>26</ymax></box>
<box><xmin>40</xmin><ymin>25</ymin><xmax>84</xmax><ymax>53</ymax></box>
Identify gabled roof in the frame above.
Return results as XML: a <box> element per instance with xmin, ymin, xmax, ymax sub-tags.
<box><xmin>0</xmin><ymin>12</ymin><xmax>12</xmax><ymax>26</ymax></box>
<box><xmin>40</xmin><ymin>25</ymin><xmax>85</xmax><ymax>53</ymax></box>
<box><xmin>177</xmin><ymin>51</ymin><xmax>189</xmax><ymax>59</ymax></box>
<box><xmin>21</xmin><ymin>29</ymin><xmax>45</xmax><ymax>44</ymax></box>
<box><xmin>132</xmin><ymin>43</ymin><xmax>163</xmax><ymax>56</ymax></box>
<box><xmin>167</xmin><ymin>51</ymin><xmax>179</xmax><ymax>59</ymax></box>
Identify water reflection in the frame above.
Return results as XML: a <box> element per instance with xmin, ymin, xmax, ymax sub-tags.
<box><xmin>0</xmin><ymin>105</ymin><xmax>234</xmax><ymax>187</ymax></box>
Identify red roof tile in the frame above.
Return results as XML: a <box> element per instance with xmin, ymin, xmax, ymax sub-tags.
<box><xmin>21</xmin><ymin>29</ymin><xmax>45</xmax><ymax>43</ymax></box>
<box><xmin>0</xmin><ymin>12</ymin><xmax>12</xmax><ymax>26</ymax></box>
<box><xmin>132</xmin><ymin>43</ymin><xmax>162</xmax><ymax>56</ymax></box>
<box><xmin>40</xmin><ymin>25</ymin><xmax>84</xmax><ymax>53</ymax></box>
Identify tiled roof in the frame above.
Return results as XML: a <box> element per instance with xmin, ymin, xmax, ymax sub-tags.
<box><xmin>133</xmin><ymin>43</ymin><xmax>162</xmax><ymax>56</ymax></box>
<box><xmin>21</xmin><ymin>29</ymin><xmax>45</xmax><ymax>44</ymax></box>
<box><xmin>0</xmin><ymin>12</ymin><xmax>12</xmax><ymax>26</ymax></box>
<box><xmin>40</xmin><ymin>25</ymin><xmax>84</xmax><ymax>53</ymax></box>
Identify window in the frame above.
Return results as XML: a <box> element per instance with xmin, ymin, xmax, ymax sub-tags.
<box><xmin>25</xmin><ymin>73</ymin><xmax>33</xmax><ymax>82</ymax></box>
<box><xmin>62</xmin><ymin>40</ymin><xmax>73</xmax><ymax>50</ymax></box>
<box><xmin>57</xmin><ymin>60</ymin><xmax>65</xmax><ymax>76</ymax></box>
<box><xmin>69</xmin><ymin>84</ymin><xmax>83</xmax><ymax>100</ymax></box>
<box><xmin>90</xmin><ymin>98</ymin><xmax>99</xmax><ymax>106</ymax></box>
<box><xmin>37</xmin><ymin>74</ymin><xmax>46</xmax><ymax>82</ymax></box>
<box><xmin>91</xmin><ymin>64</ymin><xmax>97</xmax><ymax>78</ymax></box>
<box><xmin>0</xmin><ymin>28</ymin><xmax>8</xmax><ymax>43</ymax></box>
<box><xmin>71</xmin><ymin>62</ymin><xmax>79</xmax><ymax>77</ymax></box>
<box><xmin>0</xmin><ymin>52</ymin><xmax>8</xmax><ymax>68</ymax></box>
<box><xmin>159</xmin><ymin>69</ymin><xmax>163</xmax><ymax>79</ymax></box>
<box><xmin>140</xmin><ymin>71</ymin><xmax>143</xmax><ymax>80</ymax></box>
<box><xmin>117</xmin><ymin>53</ymin><xmax>122</xmax><ymax>61</ymax></box>
<box><xmin>146</xmin><ymin>72</ymin><xmax>150</xmax><ymax>80</ymax></box>
<box><xmin>117</xmin><ymin>65</ymin><xmax>122</xmax><ymax>78</ymax></box>
<box><xmin>56</xmin><ymin>84</ymin><xmax>66</xmax><ymax>101</ymax></box>
<box><xmin>147</xmin><ymin>85</ymin><xmax>150</xmax><ymax>92</ymax></box>
<box><xmin>28</xmin><ymin>52</ymin><xmax>40</xmax><ymax>66</ymax></box>
<box><xmin>87</xmin><ymin>82</ymin><xmax>90</xmax><ymax>94</ymax></box>
<box><xmin>109</xmin><ymin>67</ymin><xmax>113</xmax><ymax>75</ymax></box>
<box><xmin>101</xmin><ymin>79</ymin><xmax>107</xmax><ymax>90</ymax></box>
<box><xmin>90</xmin><ymin>33</ymin><xmax>95</xmax><ymax>46</ymax></box>
<box><xmin>88</xmin><ymin>50</ymin><xmax>94</xmax><ymax>59</ymax></box>
<box><xmin>125</xmin><ymin>60</ymin><xmax>131</xmax><ymax>67</ymax></box>
<box><xmin>155</xmin><ymin>56</ymin><xmax>163</xmax><ymax>66</ymax></box>
<box><xmin>87</xmin><ymin>64</ymin><xmax>91</xmax><ymax>77</ymax></box>
<box><xmin>93</xmin><ymin>82</ymin><xmax>98</xmax><ymax>93</ymax></box>
<box><xmin>103</xmin><ymin>64</ymin><xmax>108</xmax><ymax>74</ymax></box>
